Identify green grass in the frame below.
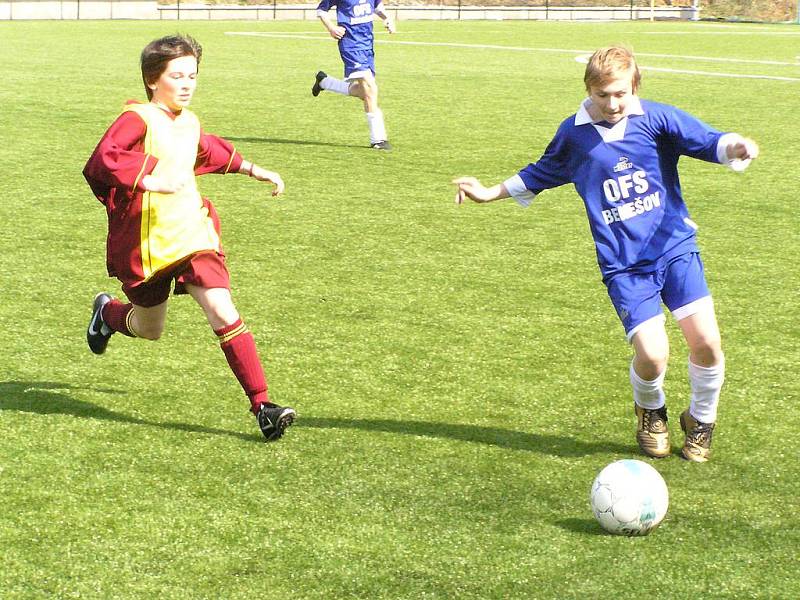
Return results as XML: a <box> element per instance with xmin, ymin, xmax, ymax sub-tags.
<box><xmin>1</xmin><ymin>18</ymin><xmax>798</xmax><ymax>599</ymax></box>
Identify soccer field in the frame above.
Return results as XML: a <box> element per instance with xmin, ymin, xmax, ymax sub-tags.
<box><xmin>0</xmin><ymin>18</ymin><xmax>798</xmax><ymax>599</ymax></box>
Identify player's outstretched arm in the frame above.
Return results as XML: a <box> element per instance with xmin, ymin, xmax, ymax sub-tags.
<box><xmin>452</xmin><ymin>177</ymin><xmax>510</xmax><ymax>205</ymax></box>
<box><xmin>240</xmin><ymin>160</ymin><xmax>285</xmax><ymax>197</ymax></box>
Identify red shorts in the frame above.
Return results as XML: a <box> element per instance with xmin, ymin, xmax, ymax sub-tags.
<box><xmin>122</xmin><ymin>251</ymin><xmax>231</xmax><ymax>307</ymax></box>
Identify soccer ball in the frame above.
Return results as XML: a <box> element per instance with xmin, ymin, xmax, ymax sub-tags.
<box><xmin>590</xmin><ymin>459</ymin><xmax>669</xmax><ymax>536</ymax></box>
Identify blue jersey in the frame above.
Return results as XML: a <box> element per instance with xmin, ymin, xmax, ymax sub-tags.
<box><xmin>505</xmin><ymin>98</ymin><xmax>727</xmax><ymax>281</ymax></box>
<box><xmin>317</xmin><ymin>0</ymin><xmax>383</xmax><ymax>52</ymax></box>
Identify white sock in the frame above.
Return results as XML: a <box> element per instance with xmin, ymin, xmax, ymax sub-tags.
<box><xmin>630</xmin><ymin>362</ymin><xmax>666</xmax><ymax>410</ymax></box>
<box><xmin>321</xmin><ymin>76</ymin><xmax>351</xmax><ymax>95</ymax></box>
<box><xmin>366</xmin><ymin>109</ymin><xmax>387</xmax><ymax>144</ymax></box>
<box><xmin>688</xmin><ymin>356</ymin><xmax>724</xmax><ymax>423</ymax></box>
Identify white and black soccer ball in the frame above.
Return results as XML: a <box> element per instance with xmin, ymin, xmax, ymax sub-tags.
<box><xmin>590</xmin><ymin>459</ymin><xmax>669</xmax><ymax>536</ymax></box>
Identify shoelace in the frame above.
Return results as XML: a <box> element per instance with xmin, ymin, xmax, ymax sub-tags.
<box><xmin>688</xmin><ymin>423</ymin><xmax>714</xmax><ymax>447</ymax></box>
<box><xmin>643</xmin><ymin>408</ymin><xmax>667</xmax><ymax>431</ymax></box>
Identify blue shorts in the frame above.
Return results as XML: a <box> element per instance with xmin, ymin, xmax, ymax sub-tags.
<box><xmin>606</xmin><ymin>252</ymin><xmax>711</xmax><ymax>341</ymax></box>
<box><xmin>340</xmin><ymin>47</ymin><xmax>375</xmax><ymax>79</ymax></box>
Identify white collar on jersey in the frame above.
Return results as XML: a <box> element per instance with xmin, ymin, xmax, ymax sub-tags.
<box><xmin>575</xmin><ymin>96</ymin><xmax>644</xmax><ymax>143</ymax></box>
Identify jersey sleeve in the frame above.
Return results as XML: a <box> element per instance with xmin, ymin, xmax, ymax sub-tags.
<box><xmin>195</xmin><ymin>131</ymin><xmax>243</xmax><ymax>175</ymax></box>
<box><xmin>505</xmin><ymin>127</ymin><xmax>574</xmax><ymax>207</ymax></box>
<box><xmin>659</xmin><ymin>106</ymin><xmax>723</xmax><ymax>164</ymax></box>
<box><xmin>317</xmin><ymin>0</ymin><xmax>335</xmax><ymax>13</ymax></box>
<box><xmin>83</xmin><ymin>110</ymin><xmax>158</xmax><ymax>203</ymax></box>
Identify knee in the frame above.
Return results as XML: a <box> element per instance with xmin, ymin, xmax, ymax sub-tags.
<box><xmin>204</xmin><ymin>303</ymin><xmax>240</xmax><ymax>331</ymax></box>
<box><xmin>635</xmin><ymin>350</ymin><xmax>669</xmax><ymax>380</ymax></box>
<box><xmin>210</xmin><ymin>308</ymin><xmax>239</xmax><ymax>330</ymax></box>
<box><xmin>691</xmin><ymin>337</ymin><xmax>723</xmax><ymax>367</ymax></box>
<box><xmin>633</xmin><ymin>340</ymin><xmax>669</xmax><ymax>379</ymax></box>
<box><xmin>359</xmin><ymin>78</ymin><xmax>377</xmax><ymax>100</ymax></box>
<box><xmin>350</xmin><ymin>80</ymin><xmax>366</xmax><ymax>99</ymax></box>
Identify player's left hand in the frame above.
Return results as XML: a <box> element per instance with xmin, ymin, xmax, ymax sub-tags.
<box><xmin>385</xmin><ymin>18</ymin><xmax>396</xmax><ymax>34</ymax></box>
<box><xmin>250</xmin><ymin>165</ymin><xmax>285</xmax><ymax>196</ymax></box>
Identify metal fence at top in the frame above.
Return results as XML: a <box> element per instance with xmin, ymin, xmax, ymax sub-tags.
<box><xmin>155</xmin><ymin>0</ymin><xmax>796</xmax><ymax>23</ymax></box>
<box><xmin>1</xmin><ymin>0</ymin><xmax>797</xmax><ymax>23</ymax></box>
<box><xmin>132</xmin><ymin>0</ymin><xmax>703</xmax><ymax>23</ymax></box>
<box><xmin>161</xmin><ymin>0</ymin><xmax>696</xmax><ymax>8</ymax></box>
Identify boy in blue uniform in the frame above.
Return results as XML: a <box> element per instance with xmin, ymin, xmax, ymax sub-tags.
<box><xmin>312</xmin><ymin>0</ymin><xmax>395</xmax><ymax>150</ymax></box>
<box><xmin>453</xmin><ymin>46</ymin><xmax>759</xmax><ymax>462</ymax></box>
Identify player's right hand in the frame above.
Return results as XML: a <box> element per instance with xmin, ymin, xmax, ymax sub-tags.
<box><xmin>142</xmin><ymin>173</ymin><xmax>190</xmax><ymax>194</ymax></box>
<box><xmin>730</xmin><ymin>137</ymin><xmax>760</xmax><ymax>161</ymax></box>
<box><xmin>452</xmin><ymin>176</ymin><xmax>489</xmax><ymax>204</ymax></box>
<box><xmin>329</xmin><ymin>26</ymin><xmax>345</xmax><ymax>40</ymax></box>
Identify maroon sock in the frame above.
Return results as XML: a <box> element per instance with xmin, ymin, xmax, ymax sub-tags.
<box><xmin>215</xmin><ymin>319</ymin><xmax>269</xmax><ymax>414</ymax></box>
<box><xmin>102</xmin><ymin>299</ymin><xmax>137</xmax><ymax>337</ymax></box>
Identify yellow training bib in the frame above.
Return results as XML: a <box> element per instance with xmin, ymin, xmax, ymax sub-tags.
<box><xmin>124</xmin><ymin>103</ymin><xmax>220</xmax><ymax>280</ymax></box>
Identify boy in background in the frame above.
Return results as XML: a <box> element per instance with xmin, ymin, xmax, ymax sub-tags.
<box><xmin>312</xmin><ymin>0</ymin><xmax>395</xmax><ymax>150</ymax></box>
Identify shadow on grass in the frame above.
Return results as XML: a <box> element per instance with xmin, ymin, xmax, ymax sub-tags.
<box><xmin>222</xmin><ymin>136</ymin><xmax>365</xmax><ymax>149</ymax></box>
<box><xmin>0</xmin><ymin>381</ymin><xmax>258</xmax><ymax>443</ymax></box>
<box><xmin>556</xmin><ymin>518</ymin><xmax>608</xmax><ymax>536</ymax></box>
<box><xmin>300</xmin><ymin>416</ymin><xmax>632</xmax><ymax>457</ymax></box>
<box><xmin>2</xmin><ymin>382</ymin><xmax>635</xmax><ymax>456</ymax></box>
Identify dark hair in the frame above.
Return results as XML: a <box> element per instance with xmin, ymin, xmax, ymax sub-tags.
<box><xmin>140</xmin><ymin>34</ymin><xmax>202</xmax><ymax>100</ymax></box>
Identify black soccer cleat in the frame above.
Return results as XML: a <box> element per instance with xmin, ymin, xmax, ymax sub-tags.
<box><xmin>312</xmin><ymin>71</ymin><xmax>327</xmax><ymax>97</ymax></box>
<box><xmin>370</xmin><ymin>140</ymin><xmax>392</xmax><ymax>151</ymax></box>
<box><xmin>87</xmin><ymin>292</ymin><xmax>114</xmax><ymax>355</ymax></box>
<box><xmin>256</xmin><ymin>402</ymin><xmax>297</xmax><ymax>441</ymax></box>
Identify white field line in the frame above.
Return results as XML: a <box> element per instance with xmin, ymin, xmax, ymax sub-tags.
<box><xmin>224</xmin><ymin>29</ymin><xmax>425</xmax><ymax>34</ymax></box>
<box><xmin>226</xmin><ymin>31</ymin><xmax>800</xmax><ymax>81</ymax></box>
<box><xmin>643</xmin><ymin>30</ymin><xmax>800</xmax><ymax>36</ymax></box>
<box><xmin>644</xmin><ymin>66</ymin><xmax>798</xmax><ymax>80</ymax></box>
<box><xmin>692</xmin><ymin>24</ymin><xmax>790</xmax><ymax>28</ymax></box>
<box><xmin>571</xmin><ymin>53</ymin><xmax>800</xmax><ymax>81</ymax></box>
<box><xmin>624</xmin><ymin>52</ymin><xmax>796</xmax><ymax>66</ymax></box>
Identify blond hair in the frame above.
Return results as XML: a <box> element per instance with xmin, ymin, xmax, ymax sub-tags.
<box><xmin>584</xmin><ymin>46</ymin><xmax>641</xmax><ymax>94</ymax></box>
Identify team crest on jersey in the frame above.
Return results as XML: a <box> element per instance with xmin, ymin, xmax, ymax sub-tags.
<box><xmin>613</xmin><ymin>156</ymin><xmax>633</xmax><ymax>173</ymax></box>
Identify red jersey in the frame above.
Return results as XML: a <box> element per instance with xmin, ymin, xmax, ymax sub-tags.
<box><xmin>83</xmin><ymin>101</ymin><xmax>244</xmax><ymax>285</ymax></box>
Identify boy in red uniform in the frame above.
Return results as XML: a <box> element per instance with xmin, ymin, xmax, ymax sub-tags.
<box><xmin>83</xmin><ymin>35</ymin><xmax>295</xmax><ymax>441</ymax></box>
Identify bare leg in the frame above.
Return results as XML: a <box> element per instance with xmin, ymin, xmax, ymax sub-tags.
<box><xmin>631</xmin><ymin>317</ymin><xmax>669</xmax><ymax>381</ymax></box>
<box><xmin>630</xmin><ymin>316</ymin><xmax>671</xmax><ymax>457</ymax></box>
<box><xmin>677</xmin><ymin>302</ymin><xmax>723</xmax><ymax>367</ymax></box>
<box><xmin>677</xmin><ymin>299</ymin><xmax>724</xmax><ymax>426</ymax></box>
<box><xmin>184</xmin><ymin>284</ymin><xmax>239</xmax><ymax>330</ymax></box>
<box><xmin>129</xmin><ymin>300</ymin><xmax>169</xmax><ymax>340</ymax></box>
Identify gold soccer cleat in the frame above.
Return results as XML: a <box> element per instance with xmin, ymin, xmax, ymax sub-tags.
<box><xmin>680</xmin><ymin>410</ymin><xmax>715</xmax><ymax>463</ymax></box>
<box><xmin>635</xmin><ymin>405</ymin><xmax>670</xmax><ymax>458</ymax></box>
